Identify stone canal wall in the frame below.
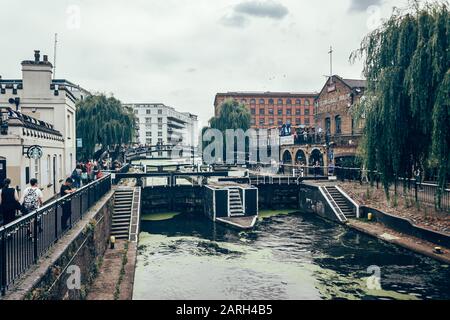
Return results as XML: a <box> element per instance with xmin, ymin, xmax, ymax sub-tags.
<box><xmin>4</xmin><ymin>191</ymin><xmax>114</xmax><ymax>300</ymax></box>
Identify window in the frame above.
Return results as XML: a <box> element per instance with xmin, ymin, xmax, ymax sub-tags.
<box><xmin>259</xmin><ymin>118</ymin><xmax>265</xmax><ymax>125</ymax></box>
<box><xmin>146</xmin><ymin>138</ymin><xmax>152</xmax><ymax>144</ymax></box>
<box><xmin>286</xmin><ymin>109</ymin><xmax>292</xmax><ymax>115</ymax></box>
<box><xmin>157</xmin><ymin>117</ymin><xmax>162</xmax><ymax>123</ymax></box>
<box><xmin>286</xmin><ymin>119</ymin><xmax>291</xmax><ymax>125</ymax></box>
<box><xmin>59</xmin><ymin>155</ymin><xmax>62</xmax><ymax>180</ymax></box>
<box><xmin>335</xmin><ymin>115</ymin><xmax>342</xmax><ymax>134</ymax></box>
<box><xmin>277</xmin><ymin>109</ymin><xmax>282</xmax><ymax>116</ymax></box>
<box><xmin>47</xmin><ymin>155</ymin><xmax>51</xmax><ymax>185</ymax></box>
<box><xmin>296</xmin><ymin>109</ymin><xmax>301</xmax><ymax>115</ymax></box>
<box><xmin>146</xmin><ymin>109</ymin><xmax>151</xmax><ymax>114</ymax></box>
<box><xmin>251</xmin><ymin>118</ymin><xmax>256</xmax><ymax>125</ymax></box>
<box><xmin>268</xmin><ymin>108</ymin><xmax>274</xmax><ymax>115</ymax></box>
<box><xmin>250</xmin><ymin>99</ymin><xmax>256</xmax><ymax>104</ymax></box>
<box><xmin>277</xmin><ymin>118</ymin><xmax>283</xmax><ymax>125</ymax></box>
<box><xmin>277</xmin><ymin>99</ymin><xmax>283</xmax><ymax>105</ymax></box>
<box><xmin>304</xmin><ymin>99</ymin><xmax>310</xmax><ymax>106</ymax></box>
<box><xmin>296</xmin><ymin>99</ymin><xmax>301</xmax><ymax>106</ymax></box>
<box><xmin>146</xmin><ymin>131</ymin><xmax>152</xmax><ymax>137</ymax></box>
<box><xmin>34</xmin><ymin>159</ymin><xmax>40</xmax><ymax>180</ymax></box>
<box><xmin>305</xmin><ymin>118</ymin><xmax>310</xmax><ymax>125</ymax></box>
<box><xmin>251</xmin><ymin>108</ymin><xmax>256</xmax><ymax>115</ymax></box>
<box><xmin>286</xmin><ymin>99</ymin><xmax>292</xmax><ymax>105</ymax></box>
<box><xmin>158</xmin><ymin>109</ymin><xmax>163</xmax><ymax>114</ymax></box>
<box><xmin>296</xmin><ymin>118</ymin><xmax>301</xmax><ymax>125</ymax></box>
<box><xmin>268</xmin><ymin>99</ymin><xmax>274</xmax><ymax>105</ymax></box>
<box><xmin>158</xmin><ymin>131</ymin><xmax>162</xmax><ymax>137</ymax></box>
<box><xmin>158</xmin><ymin>138</ymin><xmax>163</xmax><ymax>144</ymax></box>
<box><xmin>269</xmin><ymin>118</ymin><xmax>274</xmax><ymax>125</ymax></box>
<box><xmin>259</xmin><ymin>108</ymin><xmax>265</xmax><ymax>115</ymax></box>
<box><xmin>259</xmin><ymin>98</ymin><xmax>265</xmax><ymax>104</ymax></box>
<box><xmin>158</xmin><ymin>124</ymin><xmax>162</xmax><ymax>130</ymax></box>
<box><xmin>145</xmin><ymin>117</ymin><xmax>151</xmax><ymax>123</ymax></box>
<box><xmin>304</xmin><ymin>109</ymin><xmax>310</xmax><ymax>116</ymax></box>
<box><xmin>67</xmin><ymin>114</ymin><xmax>71</xmax><ymax>139</ymax></box>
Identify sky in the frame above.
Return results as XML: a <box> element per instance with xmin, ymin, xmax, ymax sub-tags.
<box><xmin>0</xmin><ymin>0</ymin><xmax>412</xmax><ymax>127</ymax></box>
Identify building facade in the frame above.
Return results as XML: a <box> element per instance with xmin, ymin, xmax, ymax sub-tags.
<box><xmin>0</xmin><ymin>50</ymin><xmax>89</xmax><ymax>201</ymax></box>
<box><xmin>123</xmin><ymin>103</ymin><xmax>198</xmax><ymax>150</ymax></box>
<box><xmin>214</xmin><ymin>92</ymin><xmax>318</xmax><ymax>129</ymax></box>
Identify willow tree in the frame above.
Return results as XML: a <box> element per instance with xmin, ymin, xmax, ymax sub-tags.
<box><xmin>351</xmin><ymin>2</ymin><xmax>449</xmax><ymax>207</ymax></box>
<box><xmin>76</xmin><ymin>94</ymin><xmax>136</xmax><ymax>160</ymax></box>
<box><xmin>204</xmin><ymin>99</ymin><xmax>251</xmax><ymax>163</ymax></box>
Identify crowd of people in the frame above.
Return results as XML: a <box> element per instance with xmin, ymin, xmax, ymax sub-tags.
<box><xmin>0</xmin><ymin>158</ymin><xmax>123</xmax><ymax>229</ymax></box>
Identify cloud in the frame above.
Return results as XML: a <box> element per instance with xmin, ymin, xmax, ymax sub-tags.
<box><xmin>219</xmin><ymin>12</ymin><xmax>249</xmax><ymax>28</ymax></box>
<box><xmin>235</xmin><ymin>0</ymin><xmax>289</xmax><ymax>19</ymax></box>
<box><xmin>220</xmin><ymin>0</ymin><xmax>289</xmax><ymax>28</ymax></box>
<box><xmin>348</xmin><ymin>0</ymin><xmax>382</xmax><ymax>12</ymax></box>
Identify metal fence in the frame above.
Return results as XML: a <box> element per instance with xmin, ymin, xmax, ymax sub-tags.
<box><xmin>0</xmin><ymin>174</ymin><xmax>112</xmax><ymax>296</ymax></box>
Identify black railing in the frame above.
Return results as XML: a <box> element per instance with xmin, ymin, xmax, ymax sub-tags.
<box><xmin>0</xmin><ymin>174</ymin><xmax>112</xmax><ymax>296</ymax></box>
<box><xmin>290</xmin><ymin>133</ymin><xmax>361</xmax><ymax>146</ymax></box>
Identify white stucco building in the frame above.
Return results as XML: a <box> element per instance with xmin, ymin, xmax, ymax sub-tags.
<box><xmin>123</xmin><ymin>103</ymin><xmax>198</xmax><ymax>151</ymax></box>
<box><xmin>0</xmin><ymin>50</ymin><xmax>90</xmax><ymax>201</ymax></box>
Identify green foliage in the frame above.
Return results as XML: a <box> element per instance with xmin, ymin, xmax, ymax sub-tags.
<box><xmin>76</xmin><ymin>94</ymin><xmax>136</xmax><ymax>160</ymax></box>
<box><xmin>351</xmin><ymin>2</ymin><xmax>450</xmax><ymax>207</ymax></box>
<box><xmin>209</xmin><ymin>99</ymin><xmax>251</xmax><ymax>131</ymax></box>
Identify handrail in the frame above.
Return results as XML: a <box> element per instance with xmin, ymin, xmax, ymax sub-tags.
<box><xmin>335</xmin><ymin>185</ymin><xmax>360</xmax><ymax>218</ymax></box>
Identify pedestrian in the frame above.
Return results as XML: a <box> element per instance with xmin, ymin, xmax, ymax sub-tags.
<box><xmin>60</xmin><ymin>177</ymin><xmax>75</xmax><ymax>231</ymax></box>
<box><xmin>81</xmin><ymin>165</ymin><xmax>89</xmax><ymax>186</ymax></box>
<box><xmin>21</xmin><ymin>178</ymin><xmax>44</xmax><ymax>239</ymax></box>
<box><xmin>71</xmin><ymin>165</ymin><xmax>81</xmax><ymax>188</ymax></box>
<box><xmin>0</xmin><ymin>178</ymin><xmax>20</xmax><ymax>225</ymax></box>
<box><xmin>414</xmin><ymin>167</ymin><xmax>423</xmax><ymax>190</ymax></box>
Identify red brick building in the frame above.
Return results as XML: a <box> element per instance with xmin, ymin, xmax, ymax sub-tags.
<box><xmin>214</xmin><ymin>92</ymin><xmax>318</xmax><ymax>129</ymax></box>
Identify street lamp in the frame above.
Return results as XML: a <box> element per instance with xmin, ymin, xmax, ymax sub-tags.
<box><xmin>8</xmin><ymin>97</ymin><xmax>20</xmax><ymax>111</ymax></box>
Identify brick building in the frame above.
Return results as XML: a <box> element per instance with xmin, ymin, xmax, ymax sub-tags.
<box><xmin>315</xmin><ymin>75</ymin><xmax>366</xmax><ymax>136</ymax></box>
<box><xmin>214</xmin><ymin>92</ymin><xmax>318</xmax><ymax>129</ymax></box>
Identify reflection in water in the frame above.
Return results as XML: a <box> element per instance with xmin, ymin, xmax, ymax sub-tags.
<box><xmin>133</xmin><ymin>212</ymin><xmax>450</xmax><ymax>300</ymax></box>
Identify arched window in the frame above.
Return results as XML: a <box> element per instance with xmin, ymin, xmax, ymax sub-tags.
<box><xmin>250</xmin><ymin>99</ymin><xmax>256</xmax><ymax>104</ymax></box>
<box><xmin>296</xmin><ymin>99</ymin><xmax>301</xmax><ymax>106</ymax></box>
<box><xmin>277</xmin><ymin>98</ymin><xmax>283</xmax><ymax>105</ymax></box>
<box><xmin>304</xmin><ymin>99</ymin><xmax>310</xmax><ymax>106</ymax></box>
<box><xmin>286</xmin><ymin>99</ymin><xmax>292</xmax><ymax>105</ymax></box>
<box><xmin>268</xmin><ymin>99</ymin><xmax>274</xmax><ymax>105</ymax></box>
<box><xmin>259</xmin><ymin>98</ymin><xmax>265</xmax><ymax>104</ymax></box>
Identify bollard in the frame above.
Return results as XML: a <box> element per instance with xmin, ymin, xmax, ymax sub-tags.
<box><xmin>110</xmin><ymin>236</ymin><xmax>116</xmax><ymax>249</ymax></box>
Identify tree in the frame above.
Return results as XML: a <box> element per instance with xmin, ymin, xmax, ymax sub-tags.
<box><xmin>351</xmin><ymin>2</ymin><xmax>449</xmax><ymax>207</ymax></box>
<box><xmin>203</xmin><ymin>99</ymin><xmax>251</xmax><ymax>163</ymax></box>
<box><xmin>76</xmin><ymin>94</ymin><xmax>136</xmax><ymax>160</ymax></box>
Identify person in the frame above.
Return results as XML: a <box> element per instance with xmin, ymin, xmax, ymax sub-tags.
<box><xmin>60</xmin><ymin>178</ymin><xmax>75</xmax><ymax>231</ymax></box>
<box><xmin>414</xmin><ymin>167</ymin><xmax>423</xmax><ymax>190</ymax></box>
<box><xmin>71</xmin><ymin>165</ymin><xmax>81</xmax><ymax>188</ymax></box>
<box><xmin>314</xmin><ymin>161</ymin><xmax>320</xmax><ymax>178</ymax></box>
<box><xmin>0</xmin><ymin>178</ymin><xmax>20</xmax><ymax>225</ymax></box>
<box><xmin>80</xmin><ymin>165</ymin><xmax>88</xmax><ymax>186</ymax></box>
<box><xmin>21</xmin><ymin>178</ymin><xmax>44</xmax><ymax>239</ymax></box>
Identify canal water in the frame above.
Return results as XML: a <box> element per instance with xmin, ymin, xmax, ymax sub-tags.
<box><xmin>133</xmin><ymin>211</ymin><xmax>450</xmax><ymax>300</ymax></box>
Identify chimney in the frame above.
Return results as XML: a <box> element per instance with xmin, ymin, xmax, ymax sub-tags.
<box><xmin>22</xmin><ymin>50</ymin><xmax>53</xmax><ymax>97</ymax></box>
<box><xmin>34</xmin><ymin>50</ymin><xmax>40</xmax><ymax>62</ymax></box>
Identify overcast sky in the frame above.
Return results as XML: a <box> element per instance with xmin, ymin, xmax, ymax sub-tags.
<box><xmin>0</xmin><ymin>0</ymin><xmax>412</xmax><ymax>127</ymax></box>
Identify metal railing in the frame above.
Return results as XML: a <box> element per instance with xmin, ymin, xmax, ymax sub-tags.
<box><xmin>0</xmin><ymin>174</ymin><xmax>112</xmax><ymax>296</ymax></box>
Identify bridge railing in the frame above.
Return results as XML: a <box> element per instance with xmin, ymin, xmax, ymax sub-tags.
<box><xmin>0</xmin><ymin>174</ymin><xmax>112</xmax><ymax>296</ymax></box>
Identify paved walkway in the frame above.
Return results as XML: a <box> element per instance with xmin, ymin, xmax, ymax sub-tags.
<box><xmin>87</xmin><ymin>240</ymin><xmax>137</xmax><ymax>300</ymax></box>
<box><xmin>347</xmin><ymin>219</ymin><xmax>450</xmax><ymax>264</ymax></box>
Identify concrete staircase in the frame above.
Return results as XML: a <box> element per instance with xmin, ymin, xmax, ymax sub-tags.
<box><xmin>325</xmin><ymin>186</ymin><xmax>356</xmax><ymax>219</ymax></box>
<box><xmin>229</xmin><ymin>188</ymin><xmax>245</xmax><ymax>217</ymax></box>
<box><xmin>111</xmin><ymin>188</ymin><xmax>134</xmax><ymax>239</ymax></box>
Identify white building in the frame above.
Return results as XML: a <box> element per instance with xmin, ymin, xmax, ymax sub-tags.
<box><xmin>0</xmin><ymin>50</ymin><xmax>89</xmax><ymax>201</ymax></box>
<box><xmin>124</xmin><ymin>103</ymin><xmax>198</xmax><ymax>154</ymax></box>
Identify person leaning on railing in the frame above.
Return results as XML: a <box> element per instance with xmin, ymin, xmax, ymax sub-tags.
<box><xmin>60</xmin><ymin>177</ymin><xmax>76</xmax><ymax>231</ymax></box>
